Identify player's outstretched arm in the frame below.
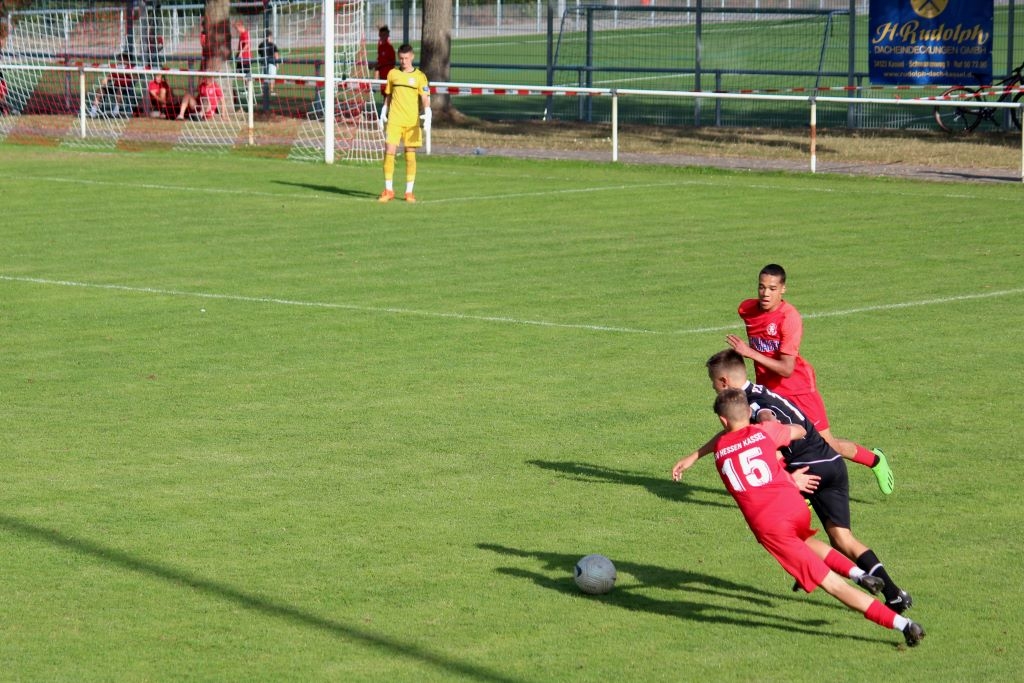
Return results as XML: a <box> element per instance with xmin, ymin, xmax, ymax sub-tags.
<box><xmin>672</xmin><ymin>436</ymin><xmax>718</xmax><ymax>482</ymax></box>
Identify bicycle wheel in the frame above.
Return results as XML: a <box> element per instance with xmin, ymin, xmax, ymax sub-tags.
<box><xmin>1012</xmin><ymin>88</ymin><xmax>1024</xmax><ymax>130</ymax></box>
<box><xmin>934</xmin><ymin>86</ymin><xmax>983</xmax><ymax>133</ymax></box>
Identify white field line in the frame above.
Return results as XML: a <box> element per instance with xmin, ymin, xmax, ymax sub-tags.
<box><xmin>3</xmin><ymin>275</ymin><xmax>1021</xmax><ymax>336</ymax></box>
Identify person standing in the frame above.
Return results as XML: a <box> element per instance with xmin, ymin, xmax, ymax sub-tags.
<box><xmin>376</xmin><ymin>26</ymin><xmax>396</xmax><ymax>96</ymax></box>
<box><xmin>258</xmin><ymin>30</ymin><xmax>281</xmax><ymax>96</ymax></box>
<box><xmin>672</xmin><ymin>388</ymin><xmax>925</xmax><ymax>647</ymax></box>
<box><xmin>727</xmin><ymin>263</ymin><xmax>895</xmax><ymax>495</ymax></box>
<box><xmin>234</xmin><ymin>20</ymin><xmax>252</xmax><ymax>75</ymax></box>
<box><xmin>377</xmin><ymin>43</ymin><xmax>430</xmax><ymax>203</ymax></box>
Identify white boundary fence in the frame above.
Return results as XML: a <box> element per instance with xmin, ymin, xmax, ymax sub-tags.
<box><xmin>3</xmin><ymin>64</ymin><xmax>1023</xmax><ymax>181</ymax></box>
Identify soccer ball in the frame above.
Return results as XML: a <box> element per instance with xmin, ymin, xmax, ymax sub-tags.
<box><xmin>574</xmin><ymin>554</ymin><xmax>617</xmax><ymax>595</ymax></box>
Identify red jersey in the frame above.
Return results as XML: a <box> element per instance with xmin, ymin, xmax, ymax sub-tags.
<box><xmin>148</xmin><ymin>79</ymin><xmax>171</xmax><ymax>102</ymax></box>
<box><xmin>377</xmin><ymin>38</ymin><xmax>396</xmax><ymax>80</ymax></box>
<box><xmin>738</xmin><ymin>298</ymin><xmax>818</xmax><ymax>398</ymax></box>
<box><xmin>713</xmin><ymin>421</ymin><xmax>801</xmax><ymax>531</ymax></box>
<box><xmin>199</xmin><ymin>80</ymin><xmax>223</xmax><ymax>119</ymax></box>
<box><xmin>237</xmin><ymin>28</ymin><xmax>251</xmax><ymax>60</ymax></box>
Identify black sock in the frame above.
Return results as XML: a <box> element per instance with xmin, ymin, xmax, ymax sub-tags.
<box><xmin>856</xmin><ymin>549</ymin><xmax>901</xmax><ymax>603</ymax></box>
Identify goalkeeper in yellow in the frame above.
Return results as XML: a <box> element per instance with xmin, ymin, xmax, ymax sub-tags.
<box><xmin>378</xmin><ymin>43</ymin><xmax>431</xmax><ymax>203</ymax></box>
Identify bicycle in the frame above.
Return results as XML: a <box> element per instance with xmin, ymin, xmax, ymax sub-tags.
<box><xmin>934</xmin><ymin>62</ymin><xmax>1024</xmax><ymax>134</ymax></box>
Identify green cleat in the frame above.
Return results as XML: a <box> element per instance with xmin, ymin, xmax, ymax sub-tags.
<box><xmin>871</xmin><ymin>448</ymin><xmax>894</xmax><ymax>495</ymax></box>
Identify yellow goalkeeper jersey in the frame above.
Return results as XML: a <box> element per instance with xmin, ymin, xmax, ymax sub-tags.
<box><xmin>385</xmin><ymin>67</ymin><xmax>430</xmax><ymax>127</ymax></box>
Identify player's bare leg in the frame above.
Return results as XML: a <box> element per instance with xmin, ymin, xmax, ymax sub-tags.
<box><xmin>816</xmin><ymin>571</ymin><xmax>924</xmax><ymax>646</ymax></box>
<box><xmin>824</xmin><ymin>522</ymin><xmax>912</xmax><ymax>614</ymax></box>
<box><xmin>820</xmin><ymin>427</ymin><xmax>894</xmax><ymax>495</ymax></box>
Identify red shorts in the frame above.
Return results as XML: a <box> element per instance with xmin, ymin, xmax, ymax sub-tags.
<box><xmin>786</xmin><ymin>390</ymin><xmax>830</xmax><ymax>432</ymax></box>
<box><xmin>751</xmin><ymin>498</ymin><xmax>829</xmax><ymax>593</ymax></box>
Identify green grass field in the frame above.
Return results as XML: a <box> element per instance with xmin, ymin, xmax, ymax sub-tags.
<box><xmin>2</xmin><ymin>143</ymin><xmax>1023</xmax><ymax>681</ymax></box>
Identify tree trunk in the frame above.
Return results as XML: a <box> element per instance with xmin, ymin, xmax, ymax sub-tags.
<box><xmin>203</xmin><ymin>0</ymin><xmax>232</xmax><ymax>72</ymax></box>
<box><xmin>420</xmin><ymin>0</ymin><xmax>460</xmax><ymax>120</ymax></box>
<box><xmin>203</xmin><ymin>0</ymin><xmax>233</xmax><ymax>117</ymax></box>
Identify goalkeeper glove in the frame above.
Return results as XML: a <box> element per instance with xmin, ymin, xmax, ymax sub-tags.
<box><xmin>378</xmin><ymin>104</ymin><xmax>387</xmax><ymax>133</ymax></box>
<box><xmin>420</xmin><ymin>107</ymin><xmax>432</xmax><ymax>132</ymax></box>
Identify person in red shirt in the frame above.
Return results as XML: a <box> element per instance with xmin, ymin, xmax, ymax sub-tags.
<box><xmin>235</xmin><ymin>20</ymin><xmax>252</xmax><ymax>75</ymax></box>
<box><xmin>727</xmin><ymin>263</ymin><xmax>895</xmax><ymax>495</ymax></box>
<box><xmin>176</xmin><ymin>77</ymin><xmax>222</xmax><ymax>121</ymax></box>
<box><xmin>376</xmin><ymin>26</ymin><xmax>396</xmax><ymax>95</ymax></box>
<box><xmin>147</xmin><ymin>73</ymin><xmax>176</xmax><ymax>119</ymax></box>
<box><xmin>672</xmin><ymin>388</ymin><xmax>925</xmax><ymax>647</ymax></box>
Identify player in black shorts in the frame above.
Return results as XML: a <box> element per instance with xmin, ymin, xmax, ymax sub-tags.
<box><xmin>693</xmin><ymin>349</ymin><xmax>913</xmax><ymax>613</ymax></box>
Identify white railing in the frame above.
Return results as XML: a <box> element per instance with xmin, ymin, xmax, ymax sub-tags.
<box><xmin>3</xmin><ymin>63</ymin><xmax>1022</xmax><ymax>180</ymax></box>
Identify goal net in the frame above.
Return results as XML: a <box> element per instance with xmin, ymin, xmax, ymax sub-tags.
<box><xmin>0</xmin><ymin>0</ymin><xmax>383</xmax><ymax>161</ymax></box>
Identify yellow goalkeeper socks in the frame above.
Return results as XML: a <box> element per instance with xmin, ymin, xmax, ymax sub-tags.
<box><xmin>405</xmin><ymin>151</ymin><xmax>416</xmax><ymax>189</ymax></box>
<box><xmin>383</xmin><ymin>153</ymin><xmax>396</xmax><ymax>185</ymax></box>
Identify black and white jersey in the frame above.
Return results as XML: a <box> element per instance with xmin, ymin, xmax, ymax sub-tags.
<box><xmin>742</xmin><ymin>381</ymin><xmax>843</xmax><ymax>469</ymax></box>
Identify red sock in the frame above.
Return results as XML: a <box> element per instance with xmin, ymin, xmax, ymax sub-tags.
<box><xmin>823</xmin><ymin>549</ymin><xmax>856</xmax><ymax>577</ymax></box>
<box><xmin>849</xmin><ymin>444</ymin><xmax>878</xmax><ymax>468</ymax></box>
<box><xmin>865</xmin><ymin>599</ymin><xmax>897</xmax><ymax>628</ymax></box>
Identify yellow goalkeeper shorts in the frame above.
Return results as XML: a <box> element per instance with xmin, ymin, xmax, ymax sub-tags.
<box><xmin>385</xmin><ymin>121</ymin><xmax>423</xmax><ymax>149</ymax></box>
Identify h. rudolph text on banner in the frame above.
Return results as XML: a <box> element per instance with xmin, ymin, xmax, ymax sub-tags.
<box><xmin>869</xmin><ymin>0</ymin><xmax>993</xmax><ymax>85</ymax></box>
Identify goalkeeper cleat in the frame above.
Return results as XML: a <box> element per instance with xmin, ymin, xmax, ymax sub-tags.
<box><xmin>871</xmin><ymin>448</ymin><xmax>895</xmax><ymax>495</ymax></box>
<box><xmin>856</xmin><ymin>574</ymin><xmax>885</xmax><ymax>595</ymax></box>
<box><xmin>902</xmin><ymin>620</ymin><xmax>925</xmax><ymax>647</ymax></box>
<box><xmin>404</xmin><ymin>192</ymin><xmax>416</xmax><ymax>203</ymax></box>
<box><xmin>887</xmin><ymin>589</ymin><xmax>913</xmax><ymax>614</ymax></box>
<box><xmin>377</xmin><ymin>189</ymin><xmax>395</xmax><ymax>203</ymax></box>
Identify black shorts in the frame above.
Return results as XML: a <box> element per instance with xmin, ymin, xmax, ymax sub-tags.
<box><xmin>789</xmin><ymin>457</ymin><xmax>851</xmax><ymax>529</ymax></box>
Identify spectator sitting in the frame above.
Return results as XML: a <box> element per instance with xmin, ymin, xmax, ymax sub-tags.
<box><xmin>89</xmin><ymin>51</ymin><xmax>136</xmax><ymax>118</ymax></box>
<box><xmin>0</xmin><ymin>71</ymin><xmax>8</xmax><ymax>115</ymax></box>
<box><xmin>147</xmin><ymin>72</ymin><xmax>177</xmax><ymax>119</ymax></box>
<box><xmin>176</xmin><ymin>77</ymin><xmax>223</xmax><ymax>121</ymax></box>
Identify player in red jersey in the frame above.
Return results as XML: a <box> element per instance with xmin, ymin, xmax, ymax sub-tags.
<box><xmin>672</xmin><ymin>388</ymin><xmax>924</xmax><ymax>647</ymax></box>
<box><xmin>147</xmin><ymin>73</ymin><xmax>176</xmax><ymax>119</ymax></box>
<box><xmin>234</xmin><ymin>20</ymin><xmax>252</xmax><ymax>75</ymax></box>
<box><xmin>727</xmin><ymin>263</ymin><xmax>895</xmax><ymax>495</ymax></box>
<box><xmin>376</xmin><ymin>26</ymin><xmax>396</xmax><ymax>96</ymax></box>
<box><xmin>176</xmin><ymin>77</ymin><xmax>222</xmax><ymax>121</ymax></box>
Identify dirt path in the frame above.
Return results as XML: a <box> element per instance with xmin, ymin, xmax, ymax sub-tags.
<box><xmin>430</xmin><ymin>122</ymin><xmax>1024</xmax><ymax>185</ymax></box>
<box><xmin>434</xmin><ymin>144</ymin><xmax>1022</xmax><ymax>184</ymax></box>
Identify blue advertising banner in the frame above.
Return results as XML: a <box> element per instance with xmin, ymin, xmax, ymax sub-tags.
<box><xmin>869</xmin><ymin>0</ymin><xmax>994</xmax><ymax>85</ymax></box>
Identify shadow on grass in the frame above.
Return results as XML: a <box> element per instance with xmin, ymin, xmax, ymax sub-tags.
<box><xmin>527</xmin><ymin>459</ymin><xmax>733</xmax><ymax>509</ymax></box>
<box><xmin>0</xmin><ymin>514</ymin><xmax>522</xmax><ymax>683</ymax></box>
<box><xmin>272</xmin><ymin>180</ymin><xmax>378</xmax><ymax>198</ymax></box>
<box><xmin>478</xmin><ymin>544</ymin><xmax>886</xmax><ymax>646</ymax></box>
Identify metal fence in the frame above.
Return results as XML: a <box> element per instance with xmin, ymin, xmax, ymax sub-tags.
<box><xmin>369</xmin><ymin>0</ymin><xmax>1024</xmax><ymax>131</ymax></box>
<box><xmin>4</xmin><ymin>1</ymin><xmax>1022</xmax><ymax>132</ymax></box>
